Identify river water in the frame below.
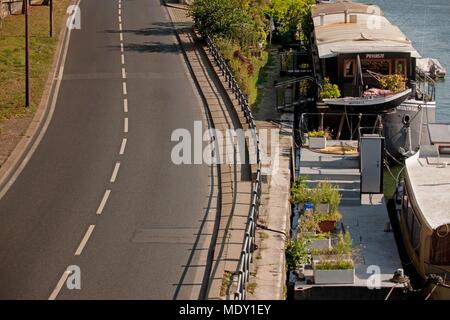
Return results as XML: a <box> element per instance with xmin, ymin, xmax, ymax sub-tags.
<box><xmin>355</xmin><ymin>0</ymin><xmax>450</xmax><ymax>121</ymax></box>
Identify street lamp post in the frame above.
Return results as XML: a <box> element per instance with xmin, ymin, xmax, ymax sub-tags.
<box><xmin>25</xmin><ymin>0</ymin><xmax>30</xmax><ymax>108</ymax></box>
<box><xmin>49</xmin><ymin>0</ymin><xmax>53</xmax><ymax>37</ymax></box>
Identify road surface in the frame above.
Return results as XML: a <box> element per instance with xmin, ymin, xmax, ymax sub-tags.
<box><xmin>0</xmin><ymin>0</ymin><xmax>214</xmax><ymax>299</ymax></box>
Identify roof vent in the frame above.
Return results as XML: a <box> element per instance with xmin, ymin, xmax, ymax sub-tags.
<box><xmin>320</xmin><ymin>13</ymin><xmax>325</xmax><ymax>26</ymax></box>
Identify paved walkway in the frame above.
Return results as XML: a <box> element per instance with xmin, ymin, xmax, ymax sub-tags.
<box><xmin>166</xmin><ymin>3</ymin><xmax>254</xmax><ymax>300</ymax></box>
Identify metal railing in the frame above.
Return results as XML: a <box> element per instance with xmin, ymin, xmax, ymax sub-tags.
<box><xmin>203</xmin><ymin>33</ymin><xmax>262</xmax><ymax>300</ymax></box>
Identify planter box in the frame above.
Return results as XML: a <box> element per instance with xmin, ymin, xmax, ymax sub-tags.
<box><xmin>311</xmin><ymin>254</ymin><xmax>352</xmax><ymax>268</ymax></box>
<box><xmin>318</xmin><ymin>220</ymin><xmax>337</xmax><ymax>233</ymax></box>
<box><xmin>310</xmin><ymin>238</ymin><xmax>331</xmax><ymax>250</ymax></box>
<box><xmin>314</xmin><ymin>268</ymin><xmax>355</xmax><ymax>285</ymax></box>
<box><xmin>309</xmin><ymin>137</ymin><xmax>326</xmax><ymax>149</ymax></box>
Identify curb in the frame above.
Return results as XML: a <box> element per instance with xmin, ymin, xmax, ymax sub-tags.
<box><xmin>0</xmin><ymin>0</ymin><xmax>77</xmax><ymax>198</ymax></box>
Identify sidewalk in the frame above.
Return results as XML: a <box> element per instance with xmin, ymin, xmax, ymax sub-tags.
<box><xmin>166</xmin><ymin>2</ymin><xmax>293</xmax><ymax>300</ymax></box>
<box><xmin>165</xmin><ymin>3</ymin><xmax>254</xmax><ymax>300</ymax></box>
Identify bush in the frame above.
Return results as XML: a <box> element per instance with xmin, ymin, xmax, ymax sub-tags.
<box><xmin>189</xmin><ymin>0</ymin><xmax>266</xmax><ymax>47</ymax></box>
<box><xmin>264</xmin><ymin>0</ymin><xmax>315</xmax><ymax>43</ymax></box>
<box><xmin>311</xmin><ymin>181</ymin><xmax>341</xmax><ymax>214</ymax></box>
<box><xmin>286</xmin><ymin>239</ymin><xmax>310</xmax><ymax>271</ymax></box>
<box><xmin>379</xmin><ymin>74</ymin><xmax>406</xmax><ymax>93</ymax></box>
<box><xmin>320</xmin><ymin>77</ymin><xmax>341</xmax><ymax>99</ymax></box>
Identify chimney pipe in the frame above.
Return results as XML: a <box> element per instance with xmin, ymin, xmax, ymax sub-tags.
<box><xmin>320</xmin><ymin>13</ymin><xmax>325</xmax><ymax>26</ymax></box>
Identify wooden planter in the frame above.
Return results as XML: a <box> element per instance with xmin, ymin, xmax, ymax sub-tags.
<box><xmin>314</xmin><ymin>267</ymin><xmax>355</xmax><ymax>284</ymax></box>
<box><xmin>318</xmin><ymin>220</ymin><xmax>337</xmax><ymax>233</ymax></box>
<box><xmin>309</xmin><ymin>137</ymin><xmax>326</xmax><ymax>149</ymax></box>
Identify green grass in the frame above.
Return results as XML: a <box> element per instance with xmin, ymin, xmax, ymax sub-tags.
<box><xmin>214</xmin><ymin>38</ymin><xmax>270</xmax><ymax>109</ymax></box>
<box><xmin>0</xmin><ymin>1</ymin><xmax>70</xmax><ymax>121</ymax></box>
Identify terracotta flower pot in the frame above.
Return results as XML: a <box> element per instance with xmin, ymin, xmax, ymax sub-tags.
<box><xmin>318</xmin><ymin>220</ymin><xmax>337</xmax><ymax>233</ymax></box>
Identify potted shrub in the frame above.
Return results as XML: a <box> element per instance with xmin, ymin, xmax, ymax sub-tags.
<box><xmin>379</xmin><ymin>74</ymin><xmax>406</xmax><ymax>93</ymax></box>
<box><xmin>298</xmin><ymin>211</ymin><xmax>319</xmax><ymax>235</ymax></box>
<box><xmin>311</xmin><ymin>232</ymin><xmax>352</xmax><ymax>264</ymax></box>
<box><xmin>313</xmin><ymin>259</ymin><xmax>355</xmax><ymax>284</ymax></box>
<box><xmin>314</xmin><ymin>211</ymin><xmax>342</xmax><ymax>233</ymax></box>
<box><xmin>285</xmin><ymin>238</ymin><xmax>310</xmax><ymax>277</ymax></box>
<box><xmin>291</xmin><ymin>176</ymin><xmax>313</xmax><ymax>211</ymax></box>
<box><xmin>320</xmin><ymin>77</ymin><xmax>341</xmax><ymax>100</ymax></box>
<box><xmin>304</xmin><ymin>233</ymin><xmax>331</xmax><ymax>251</ymax></box>
<box><xmin>307</xmin><ymin>130</ymin><xmax>329</xmax><ymax>149</ymax></box>
<box><xmin>312</xmin><ymin>181</ymin><xmax>342</xmax><ymax>214</ymax></box>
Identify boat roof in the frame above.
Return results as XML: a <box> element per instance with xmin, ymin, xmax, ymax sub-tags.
<box><xmin>312</xmin><ymin>0</ymin><xmax>421</xmax><ymax>59</ymax></box>
<box><xmin>405</xmin><ymin>131</ymin><xmax>450</xmax><ymax>230</ymax></box>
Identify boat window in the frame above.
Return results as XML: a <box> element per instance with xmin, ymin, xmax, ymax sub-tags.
<box><xmin>439</xmin><ymin>146</ymin><xmax>450</xmax><ymax>155</ymax></box>
<box><xmin>395</xmin><ymin>59</ymin><xmax>407</xmax><ymax>77</ymax></box>
<box><xmin>344</xmin><ymin>60</ymin><xmax>355</xmax><ymax>77</ymax></box>
<box><xmin>361</xmin><ymin>59</ymin><xmax>391</xmax><ymax>76</ymax></box>
<box><xmin>431</xmin><ymin>225</ymin><xmax>450</xmax><ymax>265</ymax></box>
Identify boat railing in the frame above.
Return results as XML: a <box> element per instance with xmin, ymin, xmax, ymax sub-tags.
<box><xmin>415</xmin><ymin>68</ymin><xmax>436</xmax><ymax>102</ymax></box>
<box><xmin>298</xmin><ymin>112</ymin><xmax>383</xmax><ymax>145</ymax></box>
<box><xmin>279</xmin><ymin>50</ymin><xmax>312</xmax><ymax>77</ymax></box>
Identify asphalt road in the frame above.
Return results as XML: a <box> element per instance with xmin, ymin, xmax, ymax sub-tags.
<box><xmin>0</xmin><ymin>0</ymin><xmax>213</xmax><ymax>299</ymax></box>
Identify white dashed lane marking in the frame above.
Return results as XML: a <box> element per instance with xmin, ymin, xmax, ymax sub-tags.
<box><xmin>124</xmin><ymin>117</ymin><xmax>129</xmax><ymax>133</ymax></box>
<box><xmin>110</xmin><ymin>162</ymin><xmax>121</xmax><ymax>183</ymax></box>
<box><xmin>75</xmin><ymin>225</ymin><xmax>96</xmax><ymax>255</ymax></box>
<box><xmin>123</xmin><ymin>98</ymin><xmax>128</xmax><ymax>113</ymax></box>
<box><xmin>119</xmin><ymin>138</ymin><xmax>127</xmax><ymax>155</ymax></box>
<box><xmin>48</xmin><ymin>269</ymin><xmax>71</xmax><ymax>300</ymax></box>
<box><xmin>96</xmin><ymin>190</ymin><xmax>111</xmax><ymax>215</ymax></box>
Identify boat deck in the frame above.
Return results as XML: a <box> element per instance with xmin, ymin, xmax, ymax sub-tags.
<box><xmin>295</xmin><ymin>145</ymin><xmax>405</xmax><ymax>293</ymax></box>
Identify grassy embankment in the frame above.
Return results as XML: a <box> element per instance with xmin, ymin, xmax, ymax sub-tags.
<box><xmin>215</xmin><ymin>38</ymin><xmax>270</xmax><ymax>109</ymax></box>
<box><xmin>0</xmin><ymin>0</ymin><xmax>70</xmax><ymax>121</ymax></box>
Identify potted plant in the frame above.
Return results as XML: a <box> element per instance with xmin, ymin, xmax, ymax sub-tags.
<box><xmin>314</xmin><ymin>211</ymin><xmax>342</xmax><ymax>233</ymax></box>
<box><xmin>312</xmin><ymin>181</ymin><xmax>342</xmax><ymax>214</ymax></box>
<box><xmin>379</xmin><ymin>74</ymin><xmax>406</xmax><ymax>93</ymax></box>
<box><xmin>290</xmin><ymin>176</ymin><xmax>312</xmax><ymax>209</ymax></box>
<box><xmin>285</xmin><ymin>238</ymin><xmax>310</xmax><ymax>278</ymax></box>
<box><xmin>298</xmin><ymin>211</ymin><xmax>319</xmax><ymax>236</ymax></box>
<box><xmin>307</xmin><ymin>130</ymin><xmax>330</xmax><ymax>149</ymax></box>
<box><xmin>313</xmin><ymin>259</ymin><xmax>355</xmax><ymax>284</ymax></box>
<box><xmin>320</xmin><ymin>77</ymin><xmax>341</xmax><ymax>100</ymax></box>
<box><xmin>311</xmin><ymin>232</ymin><xmax>352</xmax><ymax>264</ymax></box>
<box><xmin>304</xmin><ymin>232</ymin><xmax>331</xmax><ymax>251</ymax></box>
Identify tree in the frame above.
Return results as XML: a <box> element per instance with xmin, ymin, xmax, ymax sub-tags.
<box><xmin>263</xmin><ymin>0</ymin><xmax>314</xmax><ymax>43</ymax></box>
<box><xmin>188</xmin><ymin>0</ymin><xmax>264</xmax><ymax>46</ymax></box>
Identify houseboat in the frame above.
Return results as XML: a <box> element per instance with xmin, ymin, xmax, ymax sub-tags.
<box><xmin>395</xmin><ymin>123</ymin><xmax>450</xmax><ymax>299</ymax></box>
<box><xmin>310</xmin><ymin>0</ymin><xmax>436</xmax><ymax>157</ymax></box>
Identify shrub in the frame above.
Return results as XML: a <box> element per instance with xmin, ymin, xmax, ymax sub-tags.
<box><xmin>320</xmin><ymin>77</ymin><xmax>341</xmax><ymax>99</ymax></box>
<box><xmin>290</xmin><ymin>176</ymin><xmax>313</xmax><ymax>204</ymax></box>
<box><xmin>312</xmin><ymin>181</ymin><xmax>341</xmax><ymax>214</ymax></box>
<box><xmin>286</xmin><ymin>239</ymin><xmax>310</xmax><ymax>271</ymax></box>
<box><xmin>263</xmin><ymin>0</ymin><xmax>315</xmax><ymax>43</ymax></box>
<box><xmin>308</xmin><ymin>129</ymin><xmax>331</xmax><ymax>138</ymax></box>
<box><xmin>379</xmin><ymin>74</ymin><xmax>406</xmax><ymax>93</ymax></box>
